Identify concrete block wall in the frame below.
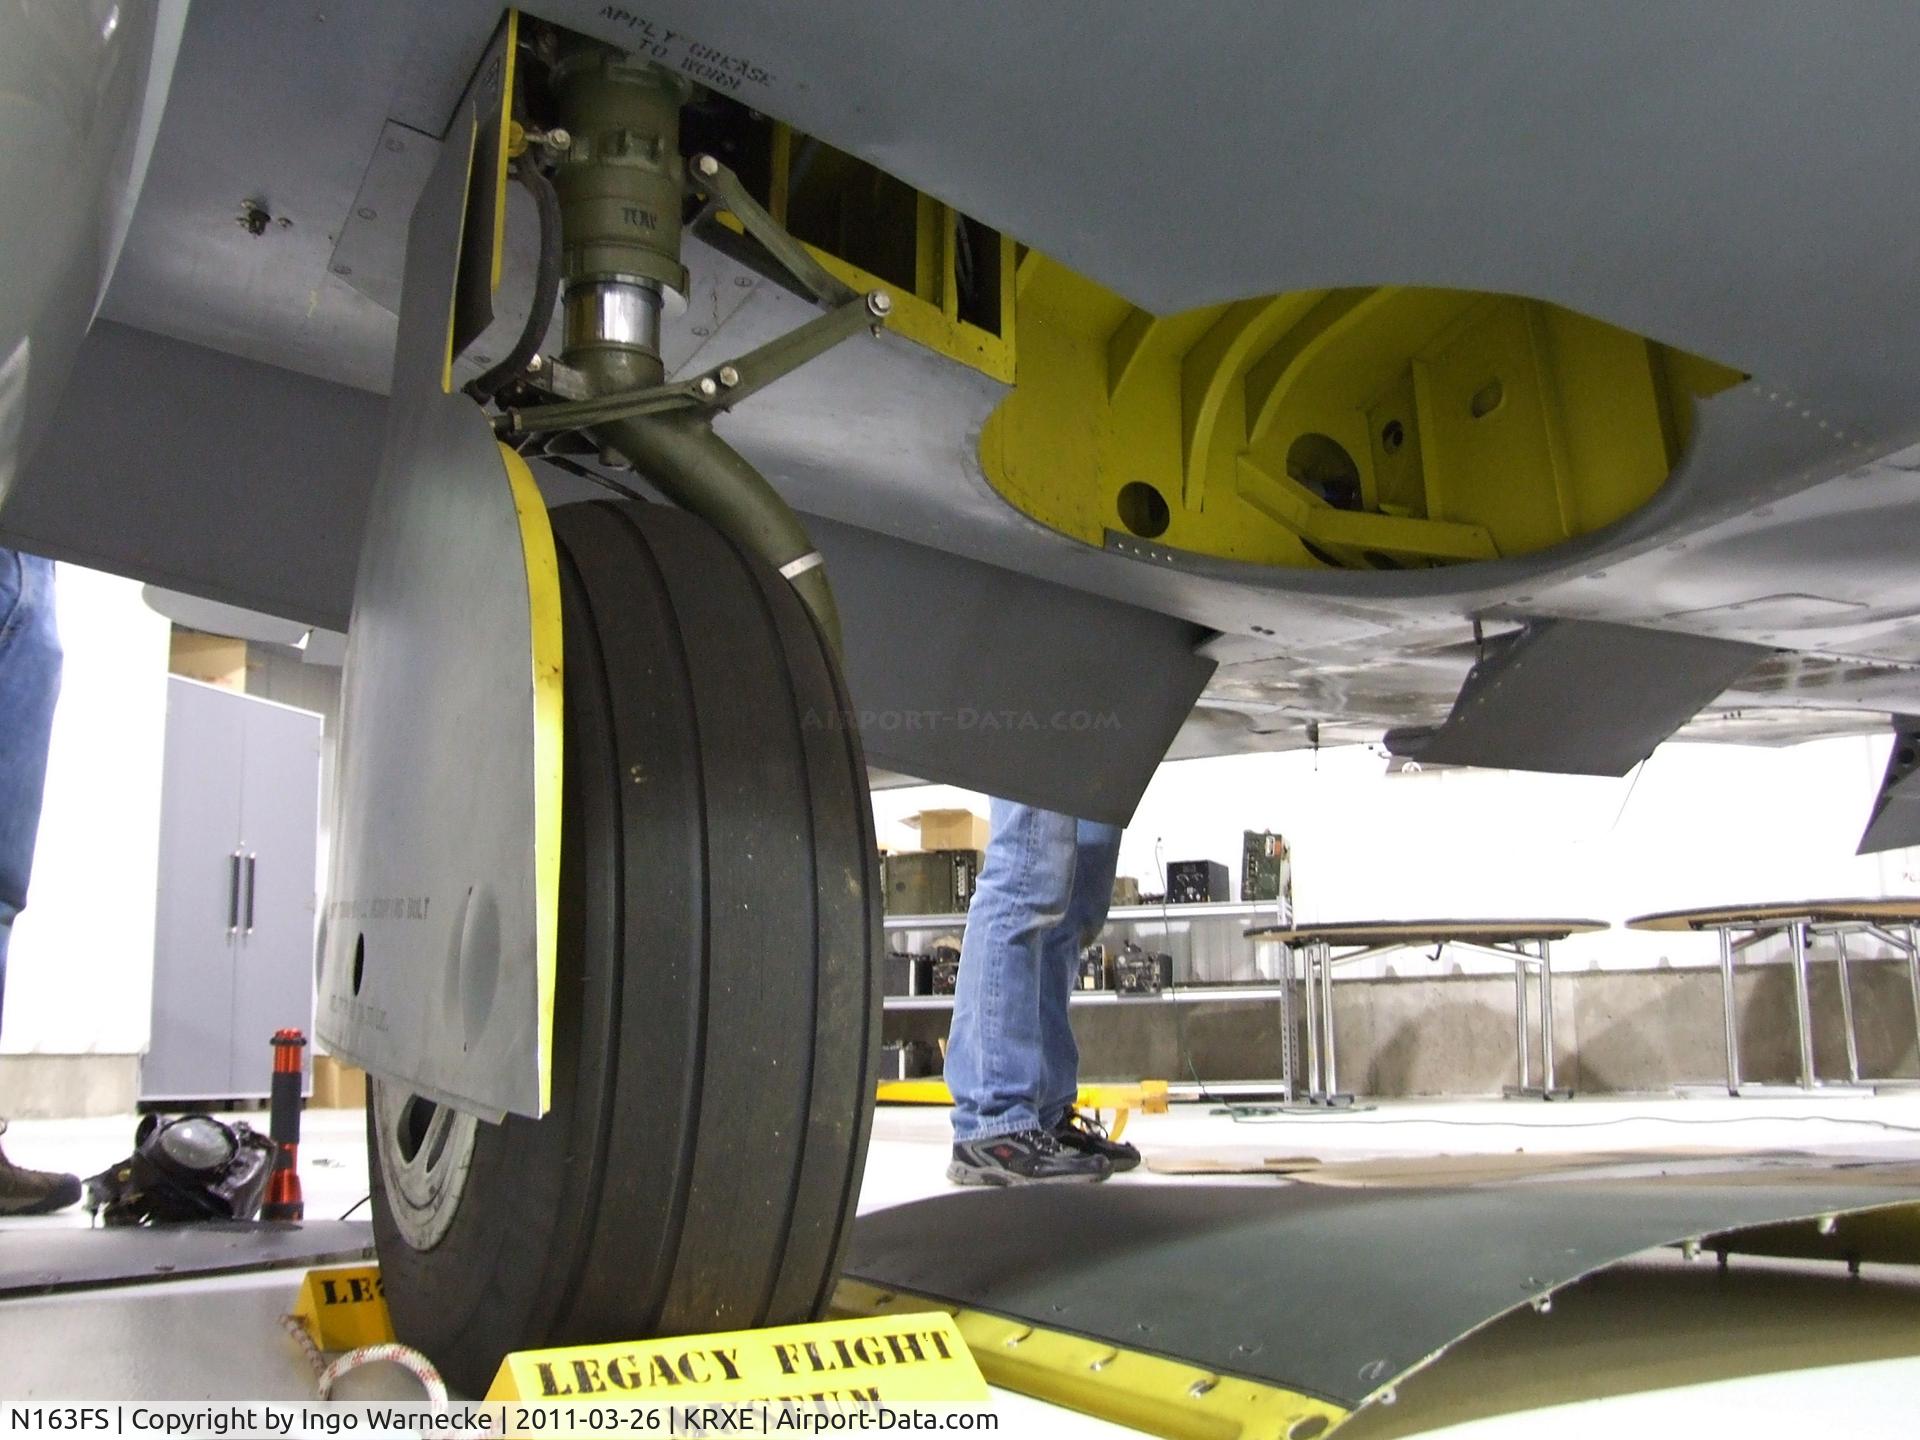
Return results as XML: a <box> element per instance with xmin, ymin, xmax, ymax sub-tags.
<box><xmin>886</xmin><ymin>958</ymin><xmax>1920</xmax><ymax>1096</ymax></box>
<box><xmin>0</xmin><ymin>1055</ymin><xmax>140</xmax><ymax>1118</ymax></box>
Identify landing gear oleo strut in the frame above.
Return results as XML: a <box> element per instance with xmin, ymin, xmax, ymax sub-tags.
<box><xmin>316</xmin><ymin>15</ymin><xmax>885</xmax><ymax>1395</ymax></box>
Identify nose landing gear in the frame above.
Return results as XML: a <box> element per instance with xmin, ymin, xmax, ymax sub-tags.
<box><xmin>340</xmin><ymin>18</ymin><xmax>886</xmax><ymax>1395</ymax></box>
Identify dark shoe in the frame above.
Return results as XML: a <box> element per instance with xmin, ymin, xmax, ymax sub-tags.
<box><xmin>0</xmin><ymin>1122</ymin><xmax>81</xmax><ymax>1216</ymax></box>
<box><xmin>948</xmin><ymin>1127</ymin><xmax>1111</xmax><ymax>1186</ymax></box>
<box><xmin>1053</xmin><ymin>1109</ymin><xmax>1141</xmax><ymax>1172</ymax></box>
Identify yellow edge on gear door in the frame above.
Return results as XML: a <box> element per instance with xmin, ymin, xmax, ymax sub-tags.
<box><xmin>490</xmin><ymin>11</ymin><xmax>518</xmax><ymax>292</ymax></box>
<box><xmin>500</xmin><ymin>442</ymin><xmax>563</xmax><ymax>1113</ymax></box>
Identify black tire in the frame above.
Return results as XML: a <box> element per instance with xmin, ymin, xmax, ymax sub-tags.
<box><xmin>367</xmin><ymin>500</ymin><xmax>881</xmax><ymax>1398</ymax></box>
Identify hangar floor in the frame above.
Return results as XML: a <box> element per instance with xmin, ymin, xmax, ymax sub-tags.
<box><xmin>3</xmin><ymin>1096</ymin><xmax>1919</xmax><ymax>1435</ymax></box>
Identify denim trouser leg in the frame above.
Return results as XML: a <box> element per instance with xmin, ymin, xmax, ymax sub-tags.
<box><xmin>1037</xmin><ymin>818</ymin><xmax>1123</xmax><ymax>1129</ymax></box>
<box><xmin>947</xmin><ymin>801</ymin><xmax>1075</xmax><ymax>1141</ymax></box>
<box><xmin>947</xmin><ymin>800</ymin><xmax>1124</xmax><ymax>1142</ymax></box>
<box><xmin>0</xmin><ymin>550</ymin><xmax>61</xmax><ymax>1037</ymax></box>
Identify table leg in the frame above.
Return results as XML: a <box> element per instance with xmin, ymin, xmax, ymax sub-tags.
<box><xmin>1513</xmin><ymin>955</ymin><xmax>1531</xmax><ymax>1091</ymax></box>
<box><xmin>1303</xmin><ymin>936</ymin><xmax>1321</xmax><ymax>1101</ymax></box>
<box><xmin>1718</xmin><ymin>927</ymin><xmax>1741</xmax><ymax>1094</ymax></box>
<box><xmin>1277</xmin><ymin>942</ymin><xmax>1296</xmax><ymax>1103</ymax></box>
<box><xmin>1909</xmin><ymin>924</ymin><xmax>1920</xmax><ymax>1081</ymax></box>
<box><xmin>1538</xmin><ymin>940</ymin><xmax>1558</xmax><ymax>1095</ymax></box>
<box><xmin>1835</xmin><ymin>929</ymin><xmax>1861</xmax><ymax>1086</ymax></box>
<box><xmin>1788</xmin><ymin>921</ymin><xmax>1818</xmax><ymax>1089</ymax></box>
<box><xmin>1319</xmin><ymin>940</ymin><xmax>1339</xmax><ymax>1099</ymax></box>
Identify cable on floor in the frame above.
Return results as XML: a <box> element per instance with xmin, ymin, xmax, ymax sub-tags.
<box><xmin>318</xmin><ymin>1343</ymin><xmax>448</xmax><ymax>1402</ymax></box>
<box><xmin>286</xmin><ymin>1311</ymin><xmax>451</xmax><ymax>1403</ymax></box>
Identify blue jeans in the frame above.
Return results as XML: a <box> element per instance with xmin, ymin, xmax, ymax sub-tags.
<box><xmin>946</xmin><ymin>800</ymin><xmax>1123</xmax><ymax>1141</ymax></box>
<box><xmin>0</xmin><ymin>549</ymin><xmax>61</xmax><ymax>1036</ymax></box>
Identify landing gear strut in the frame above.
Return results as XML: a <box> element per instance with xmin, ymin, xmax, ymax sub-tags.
<box><xmin>362</xmin><ymin>27</ymin><xmax>884</xmax><ymax>1394</ymax></box>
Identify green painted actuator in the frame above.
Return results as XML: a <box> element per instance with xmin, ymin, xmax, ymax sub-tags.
<box><xmin>548</xmin><ymin>35</ymin><xmax>847</xmax><ymax>651</ymax></box>
<box><xmin>549</xmin><ymin>40</ymin><xmax>690</xmax><ymax>307</ymax></box>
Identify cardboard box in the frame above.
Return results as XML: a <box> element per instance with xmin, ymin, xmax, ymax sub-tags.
<box><xmin>908</xmin><ymin>808</ymin><xmax>990</xmax><ymax>852</ymax></box>
<box><xmin>170</xmin><ymin>631</ymin><xmax>248</xmax><ymax>691</ymax></box>
<box><xmin>311</xmin><ymin>1054</ymin><xmax>367</xmax><ymax>1109</ymax></box>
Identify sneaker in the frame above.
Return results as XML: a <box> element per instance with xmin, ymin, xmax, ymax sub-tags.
<box><xmin>948</xmin><ymin>1127</ymin><xmax>1111</xmax><ymax>1186</ymax></box>
<box><xmin>1053</xmin><ymin>1109</ymin><xmax>1141</xmax><ymax>1172</ymax></box>
<box><xmin>0</xmin><ymin>1120</ymin><xmax>81</xmax><ymax>1216</ymax></box>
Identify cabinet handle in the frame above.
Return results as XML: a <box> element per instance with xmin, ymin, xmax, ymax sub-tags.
<box><xmin>228</xmin><ymin>850</ymin><xmax>243</xmax><ymax>934</ymax></box>
<box><xmin>244</xmin><ymin>853</ymin><xmax>258</xmax><ymax>935</ymax></box>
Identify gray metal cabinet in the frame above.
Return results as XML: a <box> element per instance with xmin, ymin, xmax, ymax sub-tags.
<box><xmin>143</xmin><ymin>678</ymin><xmax>322</xmax><ymax>1102</ymax></box>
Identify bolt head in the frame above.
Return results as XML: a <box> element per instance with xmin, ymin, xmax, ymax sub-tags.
<box><xmin>526</xmin><ymin>354</ymin><xmax>543</xmax><ymax>373</ymax></box>
<box><xmin>866</xmin><ymin>289</ymin><xmax>893</xmax><ymax>318</ymax></box>
<box><xmin>694</xmin><ymin>153</ymin><xmax>720</xmax><ymax>178</ymax></box>
<box><xmin>545</xmin><ymin>127</ymin><xmax>572</xmax><ymax>153</ymax></box>
<box><xmin>697</xmin><ymin>376</ymin><xmax>719</xmax><ymax>398</ymax></box>
<box><xmin>717</xmin><ymin>365</ymin><xmax>740</xmax><ymax>388</ymax></box>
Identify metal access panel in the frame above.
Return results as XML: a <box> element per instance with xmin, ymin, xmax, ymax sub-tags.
<box><xmin>317</xmin><ymin>18</ymin><xmax>563</xmax><ymax>1123</ymax></box>
<box><xmin>1859</xmin><ymin>716</ymin><xmax>1920</xmax><ymax>854</ymax></box>
<box><xmin>812</xmin><ymin>514</ymin><xmax>1215</xmax><ymax>826</ymax></box>
<box><xmin>844</xmin><ymin>1170</ymin><xmax>1920</xmax><ymax>1426</ymax></box>
<box><xmin>1386</xmin><ymin>619</ymin><xmax>1769</xmax><ymax>776</ymax></box>
<box><xmin>0</xmin><ymin>1222</ymin><xmax>373</xmax><ymax>1300</ymax></box>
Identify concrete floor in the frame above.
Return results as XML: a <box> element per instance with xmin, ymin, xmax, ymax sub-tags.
<box><xmin>4</xmin><ymin>1095</ymin><xmax>1920</xmax><ymax>1434</ymax></box>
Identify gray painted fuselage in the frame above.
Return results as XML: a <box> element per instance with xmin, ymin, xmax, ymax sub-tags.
<box><xmin>9</xmin><ymin>1</ymin><xmax>1920</xmax><ymax>817</ymax></box>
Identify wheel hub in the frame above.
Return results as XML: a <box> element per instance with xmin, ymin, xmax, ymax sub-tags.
<box><xmin>373</xmin><ymin>1080</ymin><xmax>478</xmax><ymax>1250</ymax></box>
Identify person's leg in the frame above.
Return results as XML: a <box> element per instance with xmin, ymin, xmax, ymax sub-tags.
<box><xmin>0</xmin><ymin>549</ymin><xmax>62</xmax><ymax>1034</ymax></box>
<box><xmin>946</xmin><ymin>800</ymin><xmax>1077</xmax><ymax>1142</ymax></box>
<box><xmin>1037</xmin><ymin>818</ymin><xmax>1124</xmax><ymax>1130</ymax></box>
<box><xmin>0</xmin><ymin>550</ymin><xmax>75</xmax><ymax>1216</ymax></box>
<box><xmin>946</xmin><ymin>800</ymin><xmax>1110</xmax><ymax>1184</ymax></box>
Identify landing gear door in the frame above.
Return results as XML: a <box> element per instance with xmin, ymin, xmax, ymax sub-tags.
<box><xmin>317</xmin><ymin>14</ymin><xmax>563</xmax><ymax>1122</ymax></box>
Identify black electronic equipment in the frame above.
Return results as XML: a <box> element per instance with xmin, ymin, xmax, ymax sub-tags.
<box><xmin>1166</xmin><ymin>858</ymin><xmax>1229</xmax><ymax>904</ymax></box>
<box><xmin>1077</xmin><ymin>943</ymin><xmax>1110</xmax><ymax>992</ymax></box>
<box><xmin>84</xmin><ymin>1114</ymin><xmax>277</xmax><ymax>1226</ymax></box>
<box><xmin>929</xmin><ymin>944</ymin><xmax>962</xmax><ymax>995</ymax></box>
<box><xmin>883</xmin><ymin>951</ymin><xmax>935</xmax><ymax>997</ymax></box>
<box><xmin>1113</xmin><ymin>942</ymin><xmax>1174</xmax><ymax>995</ymax></box>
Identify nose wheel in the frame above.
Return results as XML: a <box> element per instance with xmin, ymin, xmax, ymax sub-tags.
<box><xmin>367</xmin><ymin>500</ymin><xmax>881</xmax><ymax>1397</ymax></box>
